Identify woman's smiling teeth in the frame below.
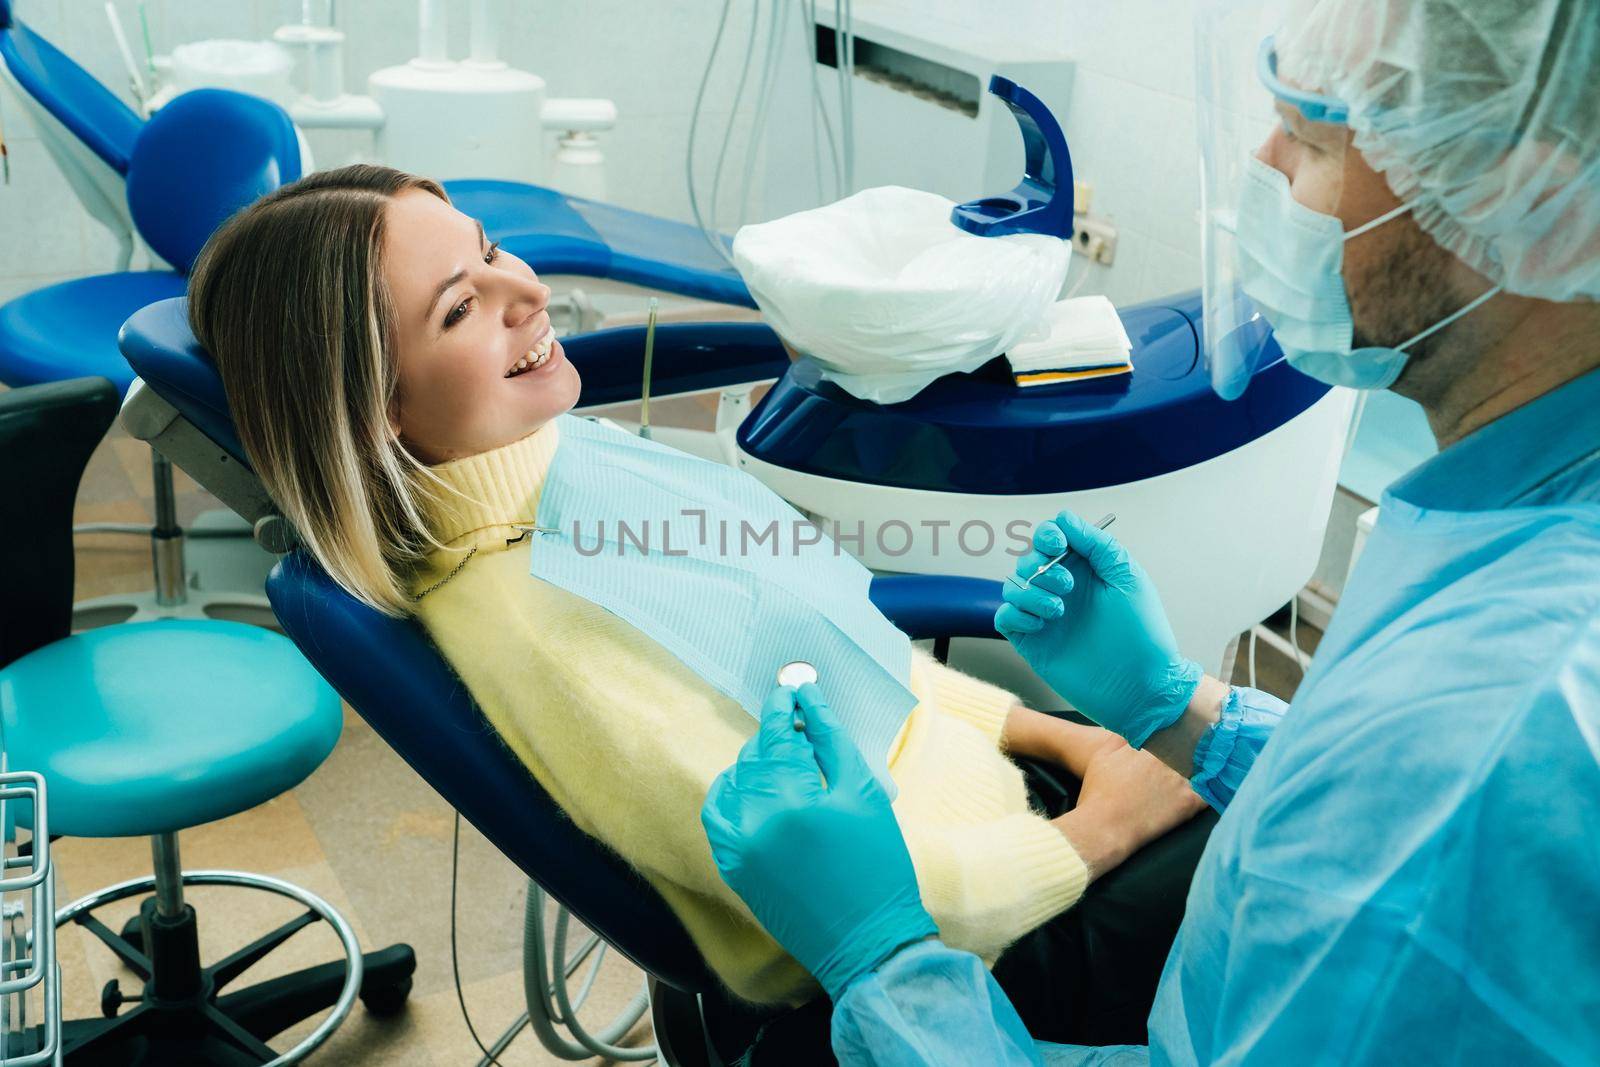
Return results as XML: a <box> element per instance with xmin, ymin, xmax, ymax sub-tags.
<box><xmin>506</xmin><ymin>335</ymin><xmax>553</xmax><ymax>378</ymax></box>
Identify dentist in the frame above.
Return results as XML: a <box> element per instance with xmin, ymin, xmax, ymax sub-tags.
<box><xmin>701</xmin><ymin>0</ymin><xmax>1600</xmax><ymax>1062</ymax></box>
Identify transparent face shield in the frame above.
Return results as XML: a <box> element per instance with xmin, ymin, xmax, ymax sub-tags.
<box><xmin>1195</xmin><ymin>1</ymin><xmax>1354</xmax><ymax>398</ymax></box>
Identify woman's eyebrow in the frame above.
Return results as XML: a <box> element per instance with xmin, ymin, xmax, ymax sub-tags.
<box><xmin>427</xmin><ymin>221</ymin><xmax>489</xmax><ymax>320</ymax></box>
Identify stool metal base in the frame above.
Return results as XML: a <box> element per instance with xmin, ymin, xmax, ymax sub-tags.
<box><xmin>71</xmin><ymin>443</ymin><xmax>284</xmax><ymax>632</ymax></box>
<box><xmin>69</xmin><ymin>588</ymin><xmax>276</xmax><ymax>630</ymax></box>
<box><xmin>54</xmin><ymin>869</ymin><xmax>410</xmax><ymax>1066</ymax></box>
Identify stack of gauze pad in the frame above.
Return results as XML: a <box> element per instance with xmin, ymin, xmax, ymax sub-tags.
<box><xmin>1006</xmin><ymin>295</ymin><xmax>1134</xmax><ymax>387</ymax></box>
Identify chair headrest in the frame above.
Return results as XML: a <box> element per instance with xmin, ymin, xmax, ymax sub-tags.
<box><xmin>119</xmin><ymin>296</ymin><xmax>248</xmax><ymax>465</ymax></box>
<box><xmin>127</xmin><ymin>89</ymin><xmax>302</xmax><ymax>275</ymax></box>
<box><xmin>0</xmin><ymin>14</ymin><xmax>144</xmax><ymax>172</ymax></box>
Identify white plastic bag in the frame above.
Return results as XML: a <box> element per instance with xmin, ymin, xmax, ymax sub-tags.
<box><xmin>732</xmin><ymin>186</ymin><xmax>1070</xmax><ymax>404</ymax></box>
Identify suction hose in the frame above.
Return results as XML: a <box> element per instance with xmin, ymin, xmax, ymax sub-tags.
<box><xmin>476</xmin><ymin>882</ymin><xmax>655</xmax><ymax>1064</ymax></box>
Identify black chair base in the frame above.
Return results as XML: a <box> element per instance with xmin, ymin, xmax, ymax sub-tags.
<box><xmin>651</xmin><ymin>978</ymin><xmax>836</xmax><ymax>1067</ymax></box>
<box><xmin>44</xmin><ymin>874</ymin><xmax>416</xmax><ymax>1065</ymax></box>
<box><xmin>650</xmin><ymin>979</ymin><xmax>716</xmax><ymax>1067</ymax></box>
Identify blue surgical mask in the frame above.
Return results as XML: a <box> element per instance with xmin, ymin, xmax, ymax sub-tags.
<box><xmin>1232</xmin><ymin>156</ymin><xmax>1501</xmax><ymax>390</ymax></box>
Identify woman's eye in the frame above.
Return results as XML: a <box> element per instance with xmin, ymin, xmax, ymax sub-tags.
<box><xmin>442</xmin><ymin>243</ymin><xmax>501</xmax><ymax>328</ymax></box>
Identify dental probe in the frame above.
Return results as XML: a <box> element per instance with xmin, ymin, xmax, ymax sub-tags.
<box><xmin>639</xmin><ymin>297</ymin><xmax>659</xmax><ymax>440</ymax></box>
<box><xmin>1020</xmin><ymin>513</ymin><xmax>1116</xmax><ymax>589</ymax></box>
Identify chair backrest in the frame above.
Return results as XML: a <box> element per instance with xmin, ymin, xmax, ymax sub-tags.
<box><xmin>0</xmin><ymin>11</ymin><xmax>143</xmax><ymax>175</ymax></box>
<box><xmin>0</xmin><ymin>8</ymin><xmax>145</xmax><ymax>259</ymax></box>
<box><xmin>265</xmin><ymin>554</ymin><xmax>717</xmax><ymax>992</ymax></box>
<box><xmin>0</xmin><ymin>378</ymin><xmax>120</xmax><ymax>669</ymax></box>
<box><xmin>126</xmin><ymin>89</ymin><xmax>303</xmax><ymax>276</ymax></box>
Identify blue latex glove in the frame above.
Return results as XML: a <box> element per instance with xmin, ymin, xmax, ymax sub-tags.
<box><xmin>701</xmin><ymin>682</ymin><xmax>938</xmax><ymax>1001</ymax></box>
<box><xmin>994</xmin><ymin>510</ymin><xmax>1203</xmax><ymax>748</ymax></box>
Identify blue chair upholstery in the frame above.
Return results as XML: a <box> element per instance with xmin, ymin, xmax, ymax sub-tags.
<box><xmin>127</xmin><ymin>90</ymin><xmax>302</xmax><ymax>275</ymax></box>
<box><xmin>0</xmin><ymin>91</ymin><xmax>297</xmax><ymax>395</ymax></box>
<box><xmin>867</xmin><ymin>574</ymin><xmax>1005</xmax><ymax>641</ymax></box>
<box><xmin>267</xmin><ymin>553</ymin><xmax>718</xmax><ymax>989</ymax></box>
<box><xmin>0</xmin><ymin>271</ymin><xmax>185</xmax><ymax>395</ymax></box>
<box><xmin>0</xmin><ymin>619</ymin><xmax>342</xmax><ymax>838</ymax></box>
<box><xmin>447</xmin><ymin>180</ymin><xmax>755</xmax><ymax>308</ymax></box>
<box><xmin>0</xmin><ymin>5</ymin><xmax>144</xmax><ymax>174</ymax></box>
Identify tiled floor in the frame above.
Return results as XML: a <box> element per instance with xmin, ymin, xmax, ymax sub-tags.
<box><xmin>45</xmin><ymin>395</ymin><xmax>1316</xmax><ymax>1066</ymax></box>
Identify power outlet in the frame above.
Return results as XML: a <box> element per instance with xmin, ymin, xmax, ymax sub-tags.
<box><xmin>1071</xmin><ymin>215</ymin><xmax>1118</xmax><ymax>265</ymax></box>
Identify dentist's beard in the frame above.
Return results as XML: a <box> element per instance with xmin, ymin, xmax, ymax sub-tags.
<box><xmin>1349</xmin><ymin>221</ymin><xmax>1461</xmax><ymax>368</ymax></box>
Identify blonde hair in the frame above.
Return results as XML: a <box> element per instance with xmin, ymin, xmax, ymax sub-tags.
<box><xmin>189</xmin><ymin>164</ymin><xmax>456</xmax><ymax>617</ymax></box>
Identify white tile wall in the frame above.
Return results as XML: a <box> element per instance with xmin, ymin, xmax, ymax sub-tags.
<box><xmin>1</xmin><ymin>0</ymin><xmax>1203</xmax><ymax>307</ymax></box>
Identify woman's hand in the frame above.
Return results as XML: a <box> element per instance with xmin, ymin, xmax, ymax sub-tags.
<box><xmin>1003</xmin><ymin>704</ymin><xmax>1124</xmax><ymax>777</ymax></box>
<box><xmin>1052</xmin><ymin>740</ymin><xmax>1206</xmax><ymax>881</ymax></box>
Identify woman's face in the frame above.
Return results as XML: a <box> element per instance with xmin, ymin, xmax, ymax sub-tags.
<box><xmin>383</xmin><ymin>188</ymin><xmax>581</xmax><ymax>465</ymax></box>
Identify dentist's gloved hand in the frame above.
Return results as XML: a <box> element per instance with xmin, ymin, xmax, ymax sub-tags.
<box><xmin>995</xmin><ymin>510</ymin><xmax>1203</xmax><ymax>748</ymax></box>
<box><xmin>701</xmin><ymin>683</ymin><xmax>938</xmax><ymax>1001</ymax></box>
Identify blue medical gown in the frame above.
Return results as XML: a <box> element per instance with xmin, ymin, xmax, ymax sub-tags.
<box><xmin>831</xmin><ymin>369</ymin><xmax>1600</xmax><ymax>1065</ymax></box>
<box><xmin>834</xmin><ymin>941</ymin><xmax>1149</xmax><ymax>1066</ymax></box>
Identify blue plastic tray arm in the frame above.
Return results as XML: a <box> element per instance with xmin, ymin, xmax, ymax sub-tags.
<box><xmin>949</xmin><ymin>76</ymin><xmax>1076</xmax><ymax>239</ymax></box>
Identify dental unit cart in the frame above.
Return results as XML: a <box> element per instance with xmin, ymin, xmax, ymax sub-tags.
<box><xmin>737</xmin><ymin>289</ymin><xmax>1351</xmax><ymax>703</ymax></box>
<box><xmin>732</xmin><ymin>79</ymin><xmax>1353</xmax><ymax>701</ymax></box>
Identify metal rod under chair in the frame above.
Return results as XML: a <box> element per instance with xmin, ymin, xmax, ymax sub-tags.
<box><xmin>73</xmin><ymin>522</ymin><xmax>155</xmax><ymax>537</ymax></box>
<box><xmin>149</xmin><ymin>450</ymin><xmax>188</xmax><ymax>609</ymax></box>
<box><xmin>73</xmin><ymin>522</ymin><xmax>251</xmax><ymax>539</ymax></box>
<box><xmin>150</xmin><ymin>833</ymin><xmax>184</xmax><ymax>918</ymax></box>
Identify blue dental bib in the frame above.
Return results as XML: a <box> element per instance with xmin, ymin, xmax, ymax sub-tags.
<box><xmin>530</xmin><ymin>415</ymin><xmax>915</xmax><ymax>791</ymax></box>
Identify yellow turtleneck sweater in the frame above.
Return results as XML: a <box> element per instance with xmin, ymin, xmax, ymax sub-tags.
<box><xmin>409</xmin><ymin>420</ymin><xmax>1089</xmax><ymax>1004</ymax></box>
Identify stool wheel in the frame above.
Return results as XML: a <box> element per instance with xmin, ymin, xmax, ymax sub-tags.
<box><xmin>100</xmin><ymin>978</ymin><xmax>126</xmax><ymax>1018</ymax></box>
<box><xmin>361</xmin><ymin>973</ymin><xmax>413</xmax><ymax>1017</ymax></box>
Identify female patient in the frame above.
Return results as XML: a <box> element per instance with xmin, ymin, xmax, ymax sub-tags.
<box><xmin>188</xmin><ymin>164</ymin><xmax>1206</xmax><ymax>1029</ymax></box>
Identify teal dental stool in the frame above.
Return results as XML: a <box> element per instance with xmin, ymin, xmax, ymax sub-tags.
<box><xmin>0</xmin><ymin>378</ymin><xmax>415</xmax><ymax>1065</ymax></box>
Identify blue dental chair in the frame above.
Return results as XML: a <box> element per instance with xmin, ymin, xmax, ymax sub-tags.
<box><xmin>0</xmin><ymin>0</ymin><xmax>751</xmax><ymax>309</ymax></box>
<box><xmin>0</xmin><ymin>0</ymin><xmax>751</xmax><ymax>616</ymax></box>
<box><xmin>0</xmin><ymin>85</ymin><xmax>300</xmax><ymax>399</ymax></box>
<box><xmin>0</xmin><ymin>8</ymin><xmax>306</xmax><ymax>622</ymax></box>
<box><xmin>117</xmin><ymin>295</ymin><xmax>1005</xmax><ymax>1065</ymax></box>
<box><xmin>0</xmin><ymin>2</ymin><xmax>187</xmax><ymax>392</ymax></box>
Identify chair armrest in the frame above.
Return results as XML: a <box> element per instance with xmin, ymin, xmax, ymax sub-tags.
<box><xmin>868</xmin><ymin>574</ymin><xmax>1005</xmax><ymax>641</ymax></box>
<box><xmin>565</xmin><ymin>321</ymin><xmax>790</xmax><ymax>407</ymax></box>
